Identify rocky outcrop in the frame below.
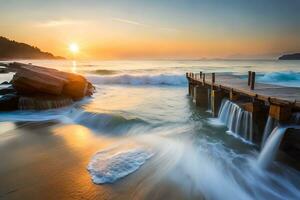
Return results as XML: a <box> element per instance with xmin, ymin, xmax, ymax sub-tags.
<box><xmin>278</xmin><ymin>53</ymin><xmax>300</xmax><ymax>60</ymax></box>
<box><xmin>0</xmin><ymin>62</ymin><xmax>95</xmax><ymax>111</ymax></box>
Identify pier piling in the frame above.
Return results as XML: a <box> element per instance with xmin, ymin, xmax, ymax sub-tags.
<box><xmin>186</xmin><ymin>71</ymin><xmax>300</xmax><ymax>161</ymax></box>
<box><xmin>194</xmin><ymin>85</ymin><xmax>209</xmax><ymax>107</ymax></box>
<box><xmin>250</xmin><ymin>72</ymin><xmax>256</xmax><ymax>90</ymax></box>
<box><xmin>248</xmin><ymin>71</ymin><xmax>251</xmax><ymax>86</ymax></box>
<box><xmin>211</xmin><ymin>89</ymin><xmax>227</xmax><ymax>117</ymax></box>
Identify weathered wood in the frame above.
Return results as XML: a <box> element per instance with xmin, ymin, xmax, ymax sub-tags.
<box><xmin>248</xmin><ymin>71</ymin><xmax>251</xmax><ymax>86</ymax></box>
<box><xmin>211</xmin><ymin>89</ymin><xmax>227</xmax><ymax>117</ymax></box>
<box><xmin>194</xmin><ymin>85</ymin><xmax>208</xmax><ymax>107</ymax></box>
<box><xmin>186</xmin><ymin>73</ymin><xmax>300</xmax><ymax>110</ymax></box>
<box><xmin>229</xmin><ymin>90</ymin><xmax>239</xmax><ymax>101</ymax></box>
<box><xmin>240</xmin><ymin>101</ymin><xmax>269</xmax><ymax>145</ymax></box>
<box><xmin>250</xmin><ymin>72</ymin><xmax>255</xmax><ymax>90</ymax></box>
<box><xmin>269</xmin><ymin>104</ymin><xmax>292</xmax><ymax>122</ymax></box>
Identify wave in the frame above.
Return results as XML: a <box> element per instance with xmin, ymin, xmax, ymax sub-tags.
<box><xmin>257</xmin><ymin>71</ymin><xmax>300</xmax><ymax>87</ymax></box>
<box><xmin>0</xmin><ymin>108</ymin><xmax>149</xmax><ymax>135</ymax></box>
<box><xmin>87</xmin><ymin>147</ymin><xmax>154</xmax><ymax>184</ymax></box>
<box><xmin>93</xmin><ymin>69</ymin><xmax>119</xmax><ymax>75</ymax></box>
<box><xmin>72</xmin><ymin>111</ymin><xmax>149</xmax><ymax>134</ymax></box>
<box><xmin>87</xmin><ymin>74</ymin><xmax>187</xmax><ymax>86</ymax></box>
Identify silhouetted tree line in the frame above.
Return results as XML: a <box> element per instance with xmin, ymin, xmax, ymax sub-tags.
<box><xmin>0</xmin><ymin>36</ymin><xmax>64</xmax><ymax>60</ymax></box>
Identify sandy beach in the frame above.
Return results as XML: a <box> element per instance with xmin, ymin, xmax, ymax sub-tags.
<box><xmin>0</xmin><ymin>122</ymin><xmax>197</xmax><ymax>200</ymax></box>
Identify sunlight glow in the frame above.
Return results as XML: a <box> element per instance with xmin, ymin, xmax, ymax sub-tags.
<box><xmin>69</xmin><ymin>43</ymin><xmax>79</xmax><ymax>54</ymax></box>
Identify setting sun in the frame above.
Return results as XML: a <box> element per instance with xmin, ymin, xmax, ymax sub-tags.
<box><xmin>69</xmin><ymin>43</ymin><xmax>79</xmax><ymax>54</ymax></box>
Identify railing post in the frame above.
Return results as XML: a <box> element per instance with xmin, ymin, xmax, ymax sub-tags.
<box><xmin>248</xmin><ymin>71</ymin><xmax>251</xmax><ymax>86</ymax></box>
<box><xmin>251</xmin><ymin>71</ymin><xmax>255</xmax><ymax>90</ymax></box>
<box><xmin>200</xmin><ymin>71</ymin><xmax>202</xmax><ymax>79</ymax></box>
<box><xmin>202</xmin><ymin>73</ymin><xmax>206</xmax><ymax>86</ymax></box>
<box><xmin>212</xmin><ymin>73</ymin><xmax>215</xmax><ymax>84</ymax></box>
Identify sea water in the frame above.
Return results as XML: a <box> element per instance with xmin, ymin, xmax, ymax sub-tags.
<box><xmin>0</xmin><ymin>59</ymin><xmax>300</xmax><ymax>199</ymax></box>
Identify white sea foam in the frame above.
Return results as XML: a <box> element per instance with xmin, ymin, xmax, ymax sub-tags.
<box><xmin>87</xmin><ymin>74</ymin><xmax>187</xmax><ymax>86</ymax></box>
<box><xmin>87</xmin><ymin>148</ymin><xmax>154</xmax><ymax>184</ymax></box>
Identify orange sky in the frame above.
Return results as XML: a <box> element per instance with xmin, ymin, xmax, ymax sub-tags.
<box><xmin>1</xmin><ymin>0</ymin><xmax>300</xmax><ymax>59</ymax></box>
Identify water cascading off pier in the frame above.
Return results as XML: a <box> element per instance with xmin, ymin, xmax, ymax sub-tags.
<box><xmin>217</xmin><ymin>99</ymin><xmax>253</xmax><ymax>142</ymax></box>
<box><xmin>258</xmin><ymin>113</ymin><xmax>300</xmax><ymax>169</ymax></box>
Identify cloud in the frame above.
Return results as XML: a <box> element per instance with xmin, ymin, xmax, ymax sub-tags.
<box><xmin>112</xmin><ymin>17</ymin><xmax>181</xmax><ymax>33</ymax></box>
<box><xmin>112</xmin><ymin>18</ymin><xmax>148</xmax><ymax>27</ymax></box>
<box><xmin>36</xmin><ymin>19</ymin><xmax>86</xmax><ymax>27</ymax></box>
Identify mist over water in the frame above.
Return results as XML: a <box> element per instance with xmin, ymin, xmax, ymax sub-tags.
<box><xmin>1</xmin><ymin>60</ymin><xmax>300</xmax><ymax>199</ymax></box>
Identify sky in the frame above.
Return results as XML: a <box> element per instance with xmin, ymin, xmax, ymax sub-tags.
<box><xmin>0</xmin><ymin>0</ymin><xmax>300</xmax><ymax>59</ymax></box>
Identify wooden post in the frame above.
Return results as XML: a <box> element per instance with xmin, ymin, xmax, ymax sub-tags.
<box><xmin>212</xmin><ymin>73</ymin><xmax>215</xmax><ymax>84</ymax></box>
<box><xmin>269</xmin><ymin>104</ymin><xmax>291</xmax><ymax>122</ymax></box>
<box><xmin>250</xmin><ymin>72</ymin><xmax>255</xmax><ymax>90</ymax></box>
<box><xmin>248</xmin><ymin>71</ymin><xmax>251</xmax><ymax>86</ymax></box>
<box><xmin>240</xmin><ymin>101</ymin><xmax>268</xmax><ymax>145</ymax></box>
<box><xmin>194</xmin><ymin>85</ymin><xmax>208</xmax><ymax>107</ymax></box>
<box><xmin>229</xmin><ymin>89</ymin><xmax>239</xmax><ymax>101</ymax></box>
<box><xmin>202</xmin><ymin>73</ymin><xmax>206</xmax><ymax>86</ymax></box>
<box><xmin>211</xmin><ymin>89</ymin><xmax>227</xmax><ymax>117</ymax></box>
<box><xmin>200</xmin><ymin>71</ymin><xmax>202</xmax><ymax>79</ymax></box>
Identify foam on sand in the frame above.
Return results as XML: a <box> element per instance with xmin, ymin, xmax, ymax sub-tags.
<box><xmin>87</xmin><ymin>147</ymin><xmax>154</xmax><ymax>184</ymax></box>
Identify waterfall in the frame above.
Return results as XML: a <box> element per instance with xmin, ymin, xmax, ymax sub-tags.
<box><xmin>218</xmin><ymin>99</ymin><xmax>253</xmax><ymax>142</ymax></box>
<box><xmin>258</xmin><ymin>113</ymin><xmax>300</xmax><ymax>169</ymax></box>
<box><xmin>257</xmin><ymin>127</ymin><xmax>287</xmax><ymax>169</ymax></box>
<box><xmin>261</xmin><ymin>116</ymin><xmax>278</xmax><ymax>148</ymax></box>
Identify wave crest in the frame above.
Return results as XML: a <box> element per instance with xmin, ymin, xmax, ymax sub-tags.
<box><xmin>87</xmin><ymin>74</ymin><xmax>187</xmax><ymax>86</ymax></box>
<box><xmin>258</xmin><ymin>71</ymin><xmax>300</xmax><ymax>87</ymax></box>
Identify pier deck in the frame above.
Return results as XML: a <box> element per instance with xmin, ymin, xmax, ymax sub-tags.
<box><xmin>187</xmin><ymin>73</ymin><xmax>300</xmax><ymax>109</ymax></box>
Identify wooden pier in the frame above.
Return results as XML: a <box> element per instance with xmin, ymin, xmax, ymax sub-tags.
<box><xmin>187</xmin><ymin>71</ymin><xmax>300</xmax><ymax>154</ymax></box>
<box><xmin>187</xmin><ymin>72</ymin><xmax>300</xmax><ymax>120</ymax></box>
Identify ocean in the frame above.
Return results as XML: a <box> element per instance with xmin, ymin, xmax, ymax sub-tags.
<box><xmin>0</xmin><ymin>59</ymin><xmax>300</xmax><ymax>199</ymax></box>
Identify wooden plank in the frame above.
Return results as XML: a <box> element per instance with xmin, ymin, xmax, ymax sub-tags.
<box><xmin>187</xmin><ymin>73</ymin><xmax>300</xmax><ymax>109</ymax></box>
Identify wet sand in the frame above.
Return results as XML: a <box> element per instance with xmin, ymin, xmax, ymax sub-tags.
<box><xmin>0</xmin><ymin>122</ymin><xmax>195</xmax><ymax>200</ymax></box>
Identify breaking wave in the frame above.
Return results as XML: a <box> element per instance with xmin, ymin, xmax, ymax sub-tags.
<box><xmin>258</xmin><ymin>71</ymin><xmax>300</xmax><ymax>87</ymax></box>
<box><xmin>87</xmin><ymin>74</ymin><xmax>187</xmax><ymax>86</ymax></box>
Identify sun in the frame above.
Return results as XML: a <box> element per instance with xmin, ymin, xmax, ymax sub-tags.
<box><xmin>69</xmin><ymin>43</ymin><xmax>79</xmax><ymax>54</ymax></box>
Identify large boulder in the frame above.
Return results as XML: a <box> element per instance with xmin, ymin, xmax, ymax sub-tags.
<box><xmin>8</xmin><ymin>62</ymin><xmax>93</xmax><ymax>100</ymax></box>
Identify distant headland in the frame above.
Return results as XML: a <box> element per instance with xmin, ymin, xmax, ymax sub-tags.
<box><xmin>278</xmin><ymin>53</ymin><xmax>300</xmax><ymax>60</ymax></box>
<box><xmin>0</xmin><ymin>36</ymin><xmax>64</xmax><ymax>60</ymax></box>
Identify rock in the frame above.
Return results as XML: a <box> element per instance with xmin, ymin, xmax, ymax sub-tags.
<box><xmin>0</xmin><ymin>94</ymin><xmax>19</xmax><ymax>111</ymax></box>
<box><xmin>1</xmin><ymin>81</ymin><xmax>9</xmax><ymax>84</ymax></box>
<box><xmin>61</xmin><ymin>73</ymin><xmax>88</xmax><ymax>100</ymax></box>
<box><xmin>279</xmin><ymin>53</ymin><xmax>300</xmax><ymax>60</ymax></box>
<box><xmin>18</xmin><ymin>95</ymin><xmax>73</xmax><ymax>110</ymax></box>
<box><xmin>8</xmin><ymin>62</ymin><xmax>93</xmax><ymax>99</ymax></box>
<box><xmin>86</xmin><ymin>82</ymin><xmax>96</xmax><ymax>96</ymax></box>
<box><xmin>0</xmin><ymin>86</ymin><xmax>16</xmax><ymax>95</ymax></box>
<box><xmin>11</xmin><ymin>68</ymin><xmax>67</xmax><ymax>95</ymax></box>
